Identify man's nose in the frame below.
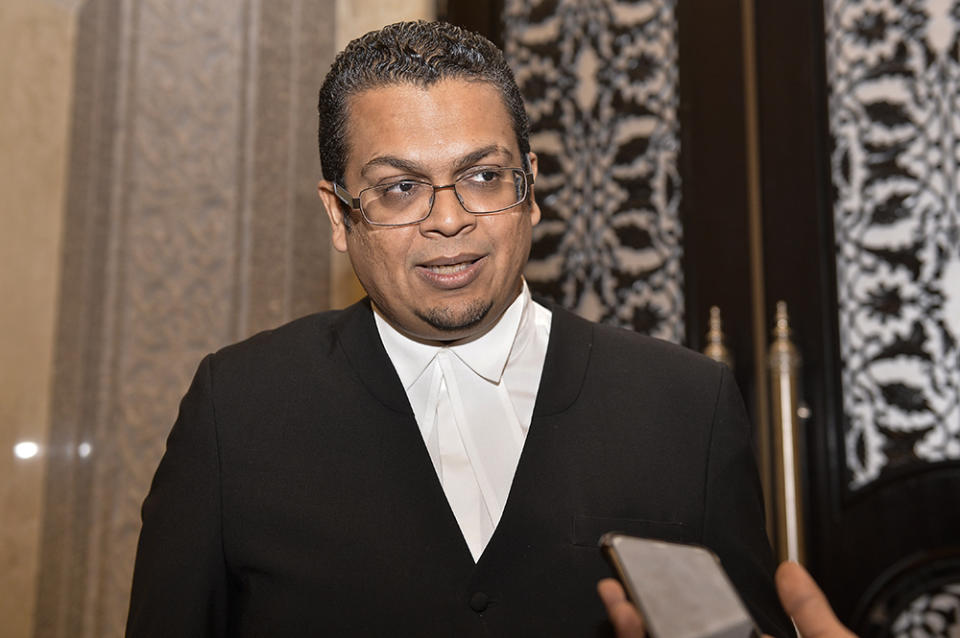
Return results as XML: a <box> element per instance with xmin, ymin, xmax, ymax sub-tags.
<box><xmin>419</xmin><ymin>185</ymin><xmax>477</xmax><ymax>237</ymax></box>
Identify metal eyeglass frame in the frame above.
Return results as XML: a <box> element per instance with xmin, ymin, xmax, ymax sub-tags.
<box><xmin>332</xmin><ymin>168</ymin><xmax>535</xmax><ymax>227</ymax></box>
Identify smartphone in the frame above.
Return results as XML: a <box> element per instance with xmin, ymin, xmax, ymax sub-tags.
<box><xmin>599</xmin><ymin>533</ymin><xmax>760</xmax><ymax>638</ymax></box>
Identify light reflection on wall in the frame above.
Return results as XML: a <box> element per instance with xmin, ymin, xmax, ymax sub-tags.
<box><xmin>13</xmin><ymin>441</ymin><xmax>39</xmax><ymax>459</ymax></box>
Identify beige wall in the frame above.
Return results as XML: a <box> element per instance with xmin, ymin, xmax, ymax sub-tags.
<box><xmin>335</xmin><ymin>0</ymin><xmax>434</xmax><ymax>49</ymax></box>
<box><xmin>0</xmin><ymin>1</ymin><xmax>433</xmax><ymax>637</ymax></box>
<box><xmin>0</xmin><ymin>1</ymin><xmax>76</xmax><ymax>637</ymax></box>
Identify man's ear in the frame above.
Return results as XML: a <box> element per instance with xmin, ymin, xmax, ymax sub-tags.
<box><xmin>527</xmin><ymin>152</ymin><xmax>541</xmax><ymax>227</ymax></box>
<box><xmin>318</xmin><ymin>180</ymin><xmax>349</xmax><ymax>253</ymax></box>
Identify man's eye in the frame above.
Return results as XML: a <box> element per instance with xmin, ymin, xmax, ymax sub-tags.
<box><xmin>383</xmin><ymin>181</ymin><xmax>421</xmax><ymax>195</ymax></box>
<box><xmin>465</xmin><ymin>169</ymin><xmax>502</xmax><ymax>184</ymax></box>
<box><xmin>377</xmin><ymin>180</ymin><xmax>424</xmax><ymax>200</ymax></box>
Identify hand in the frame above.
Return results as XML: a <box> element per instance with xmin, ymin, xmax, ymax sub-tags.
<box><xmin>775</xmin><ymin>561</ymin><xmax>857</xmax><ymax>638</ymax></box>
<box><xmin>598</xmin><ymin>561</ymin><xmax>858</xmax><ymax>638</ymax></box>
<box><xmin>597</xmin><ymin>577</ymin><xmax>645</xmax><ymax>638</ymax></box>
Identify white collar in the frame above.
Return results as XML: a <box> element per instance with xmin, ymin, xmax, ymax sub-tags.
<box><xmin>375</xmin><ymin>280</ymin><xmax>532</xmax><ymax>388</ymax></box>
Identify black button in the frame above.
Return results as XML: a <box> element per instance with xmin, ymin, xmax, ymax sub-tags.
<box><xmin>469</xmin><ymin>591</ymin><xmax>489</xmax><ymax>612</ymax></box>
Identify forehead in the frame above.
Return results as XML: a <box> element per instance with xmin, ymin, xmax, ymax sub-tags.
<box><xmin>342</xmin><ymin>79</ymin><xmax>519</xmax><ymax>174</ymax></box>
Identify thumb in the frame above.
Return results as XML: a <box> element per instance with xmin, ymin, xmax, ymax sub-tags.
<box><xmin>776</xmin><ymin>562</ymin><xmax>857</xmax><ymax>638</ymax></box>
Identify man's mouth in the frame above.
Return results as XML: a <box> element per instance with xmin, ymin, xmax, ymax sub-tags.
<box><xmin>416</xmin><ymin>254</ymin><xmax>486</xmax><ymax>289</ymax></box>
<box><xmin>424</xmin><ymin>260</ymin><xmax>476</xmax><ymax>275</ymax></box>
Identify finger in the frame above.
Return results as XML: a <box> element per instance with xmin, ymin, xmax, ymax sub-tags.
<box><xmin>597</xmin><ymin>578</ymin><xmax>646</xmax><ymax>638</ymax></box>
<box><xmin>775</xmin><ymin>562</ymin><xmax>856</xmax><ymax>638</ymax></box>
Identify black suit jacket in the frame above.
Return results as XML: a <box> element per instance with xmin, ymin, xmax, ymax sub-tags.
<box><xmin>126</xmin><ymin>299</ymin><xmax>793</xmax><ymax>637</ymax></box>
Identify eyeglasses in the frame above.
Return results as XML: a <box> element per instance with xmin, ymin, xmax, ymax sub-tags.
<box><xmin>333</xmin><ymin>167</ymin><xmax>534</xmax><ymax>227</ymax></box>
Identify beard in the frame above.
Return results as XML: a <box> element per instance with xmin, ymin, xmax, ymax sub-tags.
<box><xmin>416</xmin><ymin>299</ymin><xmax>493</xmax><ymax>332</ymax></box>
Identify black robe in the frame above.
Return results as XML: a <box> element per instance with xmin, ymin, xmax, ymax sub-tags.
<box><xmin>126</xmin><ymin>299</ymin><xmax>792</xmax><ymax>637</ymax></box>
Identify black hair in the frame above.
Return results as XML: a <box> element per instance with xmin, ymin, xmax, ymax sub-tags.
<box><xmin>317</xmin><ymin>20</ymin><xmax>531</xmax><ymax>186</ymax></box>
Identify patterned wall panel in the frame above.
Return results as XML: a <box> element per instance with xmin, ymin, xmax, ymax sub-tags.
<box><xmin>34</xmin><ymin>1</ymin><xmax>334</xmax><ymax>636</ymax></box>
<box><xmin>891</xmin><ymin>582</ymin><xmax>960</xmax><ymax>638</ymax></box>
<box><xmin>824</xmin><ymin>0</ymin><xmax>960</xmax><ymax>489</ymax></box>
<box><xmin>503</xmin><ymin>0</ymin><xmax>684</xmax><ymax>341</ymax></box>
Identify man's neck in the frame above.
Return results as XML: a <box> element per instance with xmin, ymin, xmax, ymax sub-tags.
<box><xmin>370</xmin><ymin>280</ymin><xmax>526</xmax><ymax>348</ymax></box>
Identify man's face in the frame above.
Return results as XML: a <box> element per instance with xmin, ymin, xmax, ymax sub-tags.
<box><xmin>319</xmin><ymin>79</ymin><xmax>540</xmax><ymax>344</ymax></box>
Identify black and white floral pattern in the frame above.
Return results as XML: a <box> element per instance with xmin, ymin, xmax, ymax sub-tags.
<box><xmin>504</xmin><ymin>0</ymin><xmax>684</xmax><ymax>341</ymax></box>
<box><xmin>891</xmin><ymin>582</ymin><xmax>960</xmax><ymax>638</ymax></box>
<box><xmin>825</xmin><ymin>0</ymin><xmax>960</xmax><ymax>488</ymax></box>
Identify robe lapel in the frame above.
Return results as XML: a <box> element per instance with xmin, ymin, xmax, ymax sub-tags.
<box><xmin>333</xmin><ymin>298</ymin><xmax>412</xmax><ymax>414</ymax></box>
<box><xmin>531</xmin><ymin>302</ymin><xmax>594</xmax><ymax>417</ymax></box>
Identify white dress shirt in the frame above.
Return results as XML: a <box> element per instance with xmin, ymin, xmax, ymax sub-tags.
<box><xmin>374</xmin><ymin>280</ymin><xmax>552</xmax><ymax>561</ymax></box>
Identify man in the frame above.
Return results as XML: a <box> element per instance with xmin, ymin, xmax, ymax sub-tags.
<box><xmin>127</xmin><ymin>21</ymin><xmax>793</xmax><ymax>637</ymax></box>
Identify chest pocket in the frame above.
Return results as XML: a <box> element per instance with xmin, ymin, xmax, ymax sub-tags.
<box><xmin>572</xmin><ymin>514</ymin><xmax>692</xmax><ymax>548</ymax></box>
